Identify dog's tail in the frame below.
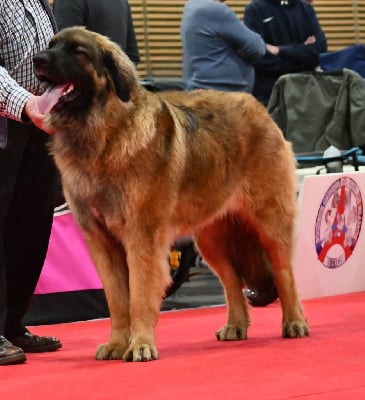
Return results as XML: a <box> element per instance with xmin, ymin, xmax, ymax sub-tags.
<box><xmin>229</xmin><ymin>218</ymin><xmax>278</xmax><ymax>307</ymax></box>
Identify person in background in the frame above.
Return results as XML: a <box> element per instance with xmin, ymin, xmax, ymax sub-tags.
<box><xmin>0</xmin><ymin>0</ymin><xmax>62</xmax><ymax>366</ymax></box>
<box><xmin>53</xmin><ymin>0</ymin><xmax>140</xmax><ymax>66</ymax></box>
<box><xmin>181</xmin><ymin>0</ymin><xmax>266</xmax><ymax>93</ymax></box>
<box><xmin>244</xmin><ymin>0</ymin><xmax>327</xmax><ymax>105</ymax></box>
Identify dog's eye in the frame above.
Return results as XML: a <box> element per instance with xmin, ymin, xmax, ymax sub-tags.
<box><xmin>73</xmin><ymin>46</ymin><xmax>87</xmax><ymax>56</ymax></box>
<box><xmin>68</xmin><ymin>43</ymin><xmax>87</xmax><ymax>57</ymax></box>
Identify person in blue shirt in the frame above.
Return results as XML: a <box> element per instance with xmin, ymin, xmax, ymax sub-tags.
<box><xmin>181</xmin><ymin>0</ymin><xmax>266</xmax><ymax>93</ymax></box>
<box><xmin>244</xmin><ymin>0</ymin><xmax>327</xmax><ymax>105</ymax></box>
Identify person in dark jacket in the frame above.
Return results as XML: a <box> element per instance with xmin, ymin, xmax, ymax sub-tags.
<box><xmin>53</xmin><ymin>0</ymin><xmax>140</xmax><ymax>65</ymax></box>
<box><xmin>244</xmin><ymin>0</ymin><xmax>327</xmax><ymax>105</ymax></box>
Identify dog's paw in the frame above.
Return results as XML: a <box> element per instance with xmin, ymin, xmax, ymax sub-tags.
<box><xmin>123</xmin><ymin>343</ymin><xmax>159</xmax><ymax>362</ymax></box>
<box><xmin>282</xmin><ymin>320</ymin><xmax>310</xmax><ymax>338</ymax></box>
<box><xmin>215</xmin><ymin>324</ymin><xmax>247</xmax><ymax>341</ymax></box>
<box><xmin>95</xmin><ymin>343</ymin><xmax>126</xmax><ymax>360</ymax></box>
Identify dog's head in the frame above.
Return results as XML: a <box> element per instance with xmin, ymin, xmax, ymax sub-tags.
<box><xmin>33</xmin><ymin>27</ymin><xmax>138</xmax><ymax>116</ymax></box>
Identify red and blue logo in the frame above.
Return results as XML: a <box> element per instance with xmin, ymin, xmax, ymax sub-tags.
<box><xmin>315</xmin><ymin>177</ymin><xmax>363</xmax><ymax>269</ymax></box>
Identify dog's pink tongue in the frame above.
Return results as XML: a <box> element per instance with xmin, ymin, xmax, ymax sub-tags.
<box><xmin>37</xmin><ymin>85</ymin><xmax>66</xmax><ymax>114</ymax></box>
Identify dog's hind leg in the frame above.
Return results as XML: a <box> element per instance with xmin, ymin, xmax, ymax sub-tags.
<box><xmin>247</xmin><ymin>190</ymin><xmax>310</xmax><ymax>339</ymax></box>
<box><xmin>195</xmin><ymin>219</ymin><xmax>250</xmax><ymax>341</ymax></box>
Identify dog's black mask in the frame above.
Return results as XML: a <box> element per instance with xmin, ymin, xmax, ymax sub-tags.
<box><xmin>33</xmin><ymin>34</ymin><xmax>130</xmax><ymax>116</ymax></box>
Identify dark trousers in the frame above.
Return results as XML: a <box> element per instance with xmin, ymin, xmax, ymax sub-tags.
<box><xmin>0</xmin><ymin>119</ymin><xmax>56</xmax><ymax>337</ymax></box>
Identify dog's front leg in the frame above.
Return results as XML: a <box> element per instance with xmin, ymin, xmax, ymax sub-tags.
<box><xmin>123</xmin><ymin>240</ymin><xmax>172</xmax><ymax>362</ymax></box>
<box><xmin>82</xmin><ymin>229</ymin><xmax>131</xmax><ymax>361</ymax></box>
<box><xmin>95</xmin><ymin>259</ymin><xmax>131</xmax><ymax>361</ymax></box>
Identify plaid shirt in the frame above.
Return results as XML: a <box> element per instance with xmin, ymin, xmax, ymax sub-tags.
<box><xmin>0</xmin><ymin>0</ymin><xmax>56</xmax><ymax>121</ymax></box>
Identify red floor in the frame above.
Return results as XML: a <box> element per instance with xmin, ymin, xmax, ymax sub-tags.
<box><xmin>2</xmin><ymin>292</ymin><xmax>365</xmax><ymax>399</ymax></box>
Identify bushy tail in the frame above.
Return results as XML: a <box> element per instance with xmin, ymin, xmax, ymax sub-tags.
<box><xmin>229</xmin><ymin>217</ymin><xmax>278</xmax><ymax>306</ymax></box>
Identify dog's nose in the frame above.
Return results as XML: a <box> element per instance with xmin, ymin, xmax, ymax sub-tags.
<box><xmin>33</xmin><ymin>51</ymin><xmax>51</xmax><ymax>66</ymax></box>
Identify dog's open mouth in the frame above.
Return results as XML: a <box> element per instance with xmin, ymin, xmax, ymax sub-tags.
<box><xmin>37</xmin><ymin>83</ymin><xmax>76</xmax><ymax>114</ymax></box>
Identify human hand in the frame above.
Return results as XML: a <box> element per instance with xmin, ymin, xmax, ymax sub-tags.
<box><xmin>304</xmin><ymin>35</ymin><xmax>316</xmax><ymax>45</ymax></box>
<box><xmin>23</xmin><ymin>96</ymin><xmax>53</xmax><ymax>134</ymax></box>
<box><xmin>266</xmin><ymin>43</ymin><xmax>279</xmax><ymax>56</ymax></box>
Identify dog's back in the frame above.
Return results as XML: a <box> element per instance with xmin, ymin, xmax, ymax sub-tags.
<box><xmin>157</xmin><ymin>90</ymin><xmax>297</xmax><ymax>234</ymax></box>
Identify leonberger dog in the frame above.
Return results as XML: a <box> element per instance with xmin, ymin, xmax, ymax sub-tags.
<box><xmin>33</xmin><ymin>27</ymin><xmax>309</xmax><ymax>362</ymax></box>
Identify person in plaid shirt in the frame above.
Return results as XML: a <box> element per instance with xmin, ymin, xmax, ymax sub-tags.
<box><xmin>0</xmin><ymin>0</ymin><xmax>62</xmax><ymax>365</ymax></box>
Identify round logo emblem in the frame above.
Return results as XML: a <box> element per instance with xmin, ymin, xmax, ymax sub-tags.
<box><xmin>315</xmin><ymin>177</ymin><xmax>363</xmax><ymax>269</ymax></box>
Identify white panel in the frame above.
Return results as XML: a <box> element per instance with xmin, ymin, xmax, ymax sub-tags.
<box><xmin>294</xmin><ymin>171</ymin><xmax>365</xmax><ymax>299</ymax></box>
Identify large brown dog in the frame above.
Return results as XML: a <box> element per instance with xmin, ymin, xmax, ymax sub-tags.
<box><xmin>33</xmin><ymin>27</ymin><xmax>309</xmax><ymax>362</ymax></box>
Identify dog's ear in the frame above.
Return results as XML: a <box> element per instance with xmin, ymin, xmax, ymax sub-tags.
<box><xmin>102</xmin><ymin>52</ymin><xmax>131</xmax><ymax>103</ymax></box>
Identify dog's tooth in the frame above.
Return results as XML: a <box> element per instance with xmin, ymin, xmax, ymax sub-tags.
<box><xmin>62</xmin><ymin>84</ymin><xmax>74</xmax><ymax>96</ymax></box>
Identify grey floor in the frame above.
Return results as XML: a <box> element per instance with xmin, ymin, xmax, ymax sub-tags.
<box><xmin>161</xmin><ymin>265</ymin><xmax>225</xmax><ymax>311</ymax></box>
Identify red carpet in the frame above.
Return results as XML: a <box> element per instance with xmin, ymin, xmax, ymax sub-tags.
<box><xmin>2</xmin><ymin>292</ymin><xmax>365</xmax><ymax>399</ymax></box>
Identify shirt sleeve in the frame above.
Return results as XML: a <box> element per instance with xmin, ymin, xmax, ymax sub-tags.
<box><xmin>0</xmin><ymin>66</ymin><xmax>32</xmax><ymax>121</ymax></box>
<box><xmin>217</xmin><ymin>5</ymin><xmax>266</xmax><ymax>62</ymax></box>
<box><xmin>278</xmin><ymin>8</ymin><xmax>327</xmax><ymax>67</ymax></box>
